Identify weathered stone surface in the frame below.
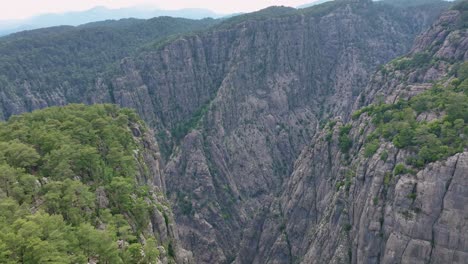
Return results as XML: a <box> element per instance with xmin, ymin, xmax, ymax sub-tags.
<box><xmin>134</xmin><ymin>124</ymin><xmax>195</xmax><ymax>263</ymax></box>
<box><xmin>274</xmin><ymin>9</ymin><xmax>468</xmax><ymax>264</ymax></box>
<box><xmin>0</xmin><ymin>1</ymin><xmax>461</xmax><ymax>263</ymax></box>
<box><xmin>152</xmin><ymin>3</ymin><xmax>448</xmax><ymax>262</ymax></box>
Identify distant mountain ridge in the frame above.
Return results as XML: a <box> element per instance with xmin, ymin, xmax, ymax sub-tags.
<box><xmin>0</xmin><ymin>6</ymin><xmax>223</xmax><ymax>36</ymax></box>
<box><xmin>2</xmin><ymin>0</ymin><xmax>454</xmax><ymax>36</ymax></box>
<box><xmin>297</xmin><ymin>0</ymin><xmax>333</xmax><ymax>8</ymax></box>
<box><xmin>297</xmin><ymin>0</ymin><xmax>456</xmax><ymax>8</ymax></box>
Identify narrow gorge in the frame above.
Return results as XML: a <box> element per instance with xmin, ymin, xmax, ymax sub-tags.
<box><xmin>0</xmin><ymin>0</ymin><xmax>466</xmax><ymax>263</ymax></box>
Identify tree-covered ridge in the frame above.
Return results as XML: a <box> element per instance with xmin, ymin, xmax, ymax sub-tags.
<box><xmin>353</xmin><ymin>62</ymin><xmax>468</xmax><ymax>167</ymax></box>
<box><xmin>0</xmin><ymin>17</ymin><xmax>218</xmax><ymax>96</ymax></box>
<box><xmin>347</xmin><ymin>1</ymin><xmax>468</xmax><ymax>167</ymax></box>
<box><xmin>382</xmin><ymin>0</ymin><xmax>449</xmax><ymax>7</ymax></box>
<box><xmin>0</xmin><ymin>104</ymin><xmax>167</xmax><ymax>263</ymax></box>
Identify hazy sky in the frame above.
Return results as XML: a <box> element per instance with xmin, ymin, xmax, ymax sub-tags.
<box><xmin>1</xmin><ymin>0</ymin><xmax>318</xmax><ymax>20</ymax></box>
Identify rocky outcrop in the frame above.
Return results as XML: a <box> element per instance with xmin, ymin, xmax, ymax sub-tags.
<box><xmin>270</xmin><ymin>8</ymin><xmax>468</xmax><ymax>264</ymax></box>
<box><xmin>129</xmin><ymin>123</ymin><xmax>194</xmax><ymax>263</ymax></box>
<box><xmin>360</xmin><ymin>8</ymin><xmax>468</xmax><ymax>107</ymax></box>
<box><xmin>0</xmin><ymin>1</ymin><xmax>458</xmax><ymax>263</ymax></box>
<box><xmin>117</xmin><ymin>2</ymin><xmax>448</xmax><ymax>262</ymax></box>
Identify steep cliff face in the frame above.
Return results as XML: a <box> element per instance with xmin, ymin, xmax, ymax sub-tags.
<box><xmin>0</xmin><ymin>0</ymin><xmax>459</xmax><ymax>263</ymax></box>
<box><xmin>131</xmin><ymin>118</ymin><xmax>194</xmax><ymax>264</ymax></box>
<box><xmin>277</xmin><ymin>7</ymin><xmax>467</xmax><ymax>264</ymax></box>
<box><xmin>109</xmin><ymin>1</ymin><xmax>447</xmax><ymax>128</ymax></box>
<box><xmin>147</xmin><ymin>2</ymin><xmax>448</xmax><ymax>263</ymax></box>
<box><xmin>104</xmin><ymin>2</ymin><xmax>450</xmax><ymax>263</ymax></box>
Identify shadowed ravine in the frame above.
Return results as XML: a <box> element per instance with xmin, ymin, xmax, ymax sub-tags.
<box><xmin>0</xmin><ymin>0</ymin><xmax>466</xmax><ymax>263</ymax></box>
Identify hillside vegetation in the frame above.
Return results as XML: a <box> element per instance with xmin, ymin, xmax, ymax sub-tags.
<box><xmin>0</xmin><ymin>104</ymin><xmax>171</xmax><ymax>263</ymax></box>
<box><xmin>354</xmin><ymin>62</ymin><xmax>468</xmax><ymax>166</ymax></box>
<box><xmin>0</xmin><ymin>17</ymin><xmax>218</xmax><ymax>100</ymax></box>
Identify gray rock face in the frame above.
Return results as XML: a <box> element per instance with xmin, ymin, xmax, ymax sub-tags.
<box><xmin>282</xmin><ymin>134</ymin><xmax>468</xmax><ymax>264</ymax></box>
<box><xmin>132</xmin><ymin>125</ymin><xmax>194</xmax><ymax>263</ymax></box>
<box><xmin>273</xmin><ymin>9</ymin><xmax>468</xmax><ymax>264</ymax></box>
<box><xmin>0</xmin><ymin>1</ymin><xmax>459</xmax><ymax>263</ymax></box>
<box><xmin>134</xmin><ymin>3</ymin><xmax>446</xmax><ymax>263</ymax></box>
<box><xmin>382</xmin><ymin>152</ymin><xmax>468</xmax><ymax>264</ymax></box>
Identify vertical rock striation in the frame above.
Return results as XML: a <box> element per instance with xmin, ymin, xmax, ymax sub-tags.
<box><xmin>0</xmin><ymin>1</ymin><xmax>459</xmax><ymax>263</ymax></box>
<box><xmin>278</xmin><ymin>8</ymin><xmax>468</xmax><ymax>264</ymax></box>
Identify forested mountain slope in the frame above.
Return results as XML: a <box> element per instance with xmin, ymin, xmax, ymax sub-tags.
<box><xmin>0</xmin><ymin>17</ymin><xmax>218</xmax><ymax>119</ymax></box>
<box><xmin>0</xmin><ymin>0</ymin><xmax>464</xmax><ymax>263</ymax></box>
<box><xmin>0</xmin><ymin>104</ymin><xmax>192</xmax><ymax>263</ymax></box>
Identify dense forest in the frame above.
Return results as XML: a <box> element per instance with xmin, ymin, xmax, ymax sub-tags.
<box><xmin>0</xmin><ymin>17</ymin><xmax>218</xmax><ymax>105</ymax></box>
<box><xmin>0</xmin><ymin>104</ymin><xmax>172</xmax><ymax>263</ymax></box>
